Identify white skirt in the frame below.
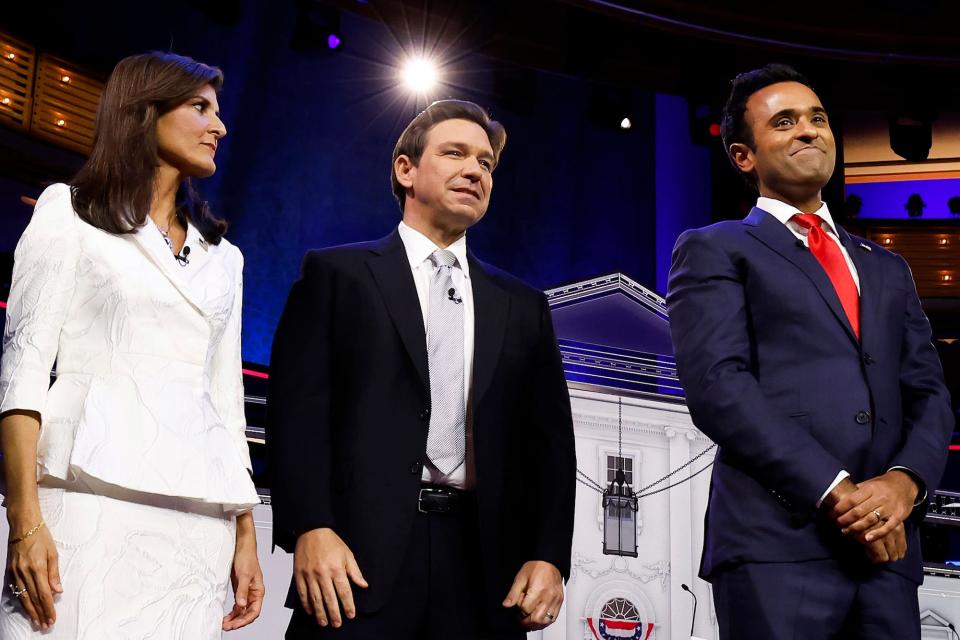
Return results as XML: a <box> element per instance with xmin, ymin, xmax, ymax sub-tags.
<box><xmin>0</xmin><ymin>478</ymin><xmax>236</xmax><ymax>639</ymax></box>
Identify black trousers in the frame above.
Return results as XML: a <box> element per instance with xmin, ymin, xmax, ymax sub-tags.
<box><xmin>712</xmin><ymin>558</ymin><xmax>920</xmax><ymax>640</ymax></box>
<box><xmin>286</xmin><ymin>494</ymin><xmax>526</xmax><ymax>640</ymax></box>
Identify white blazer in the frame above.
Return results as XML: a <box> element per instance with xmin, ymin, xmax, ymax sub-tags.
<box><xmin>0</xmin><ymin>183</ymin><xmax>259</xmax><ymax>512</ymax></box>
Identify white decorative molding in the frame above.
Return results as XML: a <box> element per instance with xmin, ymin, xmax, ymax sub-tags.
<box><xmin>664</xmin><ymin>425</ymin><xmax>699</xmax><ymax>441</ymax></box>
<box><xmin>571</xmin><ymin>553</ymin><xmax>670</xmax><ymax>591</ymax></box>
<box><xmin>573</xmin><ymin>410</ymin><xmax>677</xmax><ymax>439</ymax></box>
<box><xmin>920</xmin><ymin>608</ymin><xmax>954</xmax><ymax>639</ymax></box>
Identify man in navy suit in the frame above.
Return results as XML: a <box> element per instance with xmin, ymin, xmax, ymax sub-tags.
<box><xmin>667</xmin><ymin>64</ymin><xmax>952</xmax><ymax>638</ymax></box>
<box><xmin>268</xmin><ymin>100</ymin><xmax>576</xmax><ymax>639</ymax></box>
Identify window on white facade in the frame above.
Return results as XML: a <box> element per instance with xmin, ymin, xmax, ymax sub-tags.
<box><xmin>600</xmin><ymin>597</ymin><xmax>640</xmax><ymax>621</ymax></box>
<box><xmin>607</xmin><ymin>455</ymin><xmax>634</xmax><ymax>493</ymax></box>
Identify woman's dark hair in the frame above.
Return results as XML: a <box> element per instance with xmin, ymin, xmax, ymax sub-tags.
<box><xmin>720</xmin><ymin>63</ymin><xmax>814</xmax><ymax>187</ymax></box>
<box><xmin>391</xmin><ymin>99</ymin><xmax>507</xmax><ymax>212</ymax></box>
<box><xmin>71</xmin><ymin>52</ymin><xmax>228</xmax><ymax>244</ymax></box>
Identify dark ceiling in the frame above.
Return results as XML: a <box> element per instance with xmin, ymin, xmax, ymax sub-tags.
<box><xmin>330</xmin><ymin>0</ymin><xmax>960</xmax><ymax>111</ymax></box>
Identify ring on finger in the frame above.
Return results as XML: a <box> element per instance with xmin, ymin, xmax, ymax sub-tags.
<box><xmin>7</xmin><ymin>583</ymin><xmax>26</xmax><ymax>598</ymax></box>
<box><xmin>873</xmin><ymin>509</ymin><xmax>882</xmax><ymax>524</ymax></box>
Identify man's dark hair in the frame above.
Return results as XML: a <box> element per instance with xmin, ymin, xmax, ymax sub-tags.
<box><xmin>391</xmin><ymin>99</ymin><xmax>506</xmax><ymax>212</ymax></box>
<box><xmin>720</xmin><ymin>63</ymin><xmax>815</xmax><ymax>187</ymax></box>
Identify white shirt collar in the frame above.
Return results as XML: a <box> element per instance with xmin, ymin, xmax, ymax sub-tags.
<box><xmin>397</xmin><ymin>221</ymin><xmax>471</xmax><ymax>278</ymax></box>
<box><xmin>757</xmin><ymin>196</ymin><xmax>838</xmax><ymax>236</ymax></box>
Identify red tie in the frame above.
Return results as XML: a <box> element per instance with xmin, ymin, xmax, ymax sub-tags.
<box><xmin>791</xmin><ymin>213</ymin><xmax>860</xmax><ymax>339</ymax></box>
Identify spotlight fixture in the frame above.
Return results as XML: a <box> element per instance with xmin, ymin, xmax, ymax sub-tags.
<box><xmin>401</xmin><ymin>56</ymin><xmax>438</xmax><ymax>95</ymax></box>
<box><xmin>588</xmin><ymin>84</ymin><xmax>633</xmax><ymax>133</ymax></box>
<box><xmin>889</xmin><ymin>114</ymin><xmax>935</xmax><ymax>162</ymax></box>
<box><xmin>291</xmin><ymin>1</ymin><xmax>343</xmax><ymax>52</ymax></box>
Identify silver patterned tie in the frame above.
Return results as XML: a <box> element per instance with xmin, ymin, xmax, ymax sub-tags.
<box><xmin>425</xmin><ymin>249</ymin><xmax>466</xmax><ymax>475</ymax></box>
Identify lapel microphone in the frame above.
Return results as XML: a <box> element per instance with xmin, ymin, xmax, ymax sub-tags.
<box><xmin>175</xmin><ymin>245</ymin><xmax>191</xmax><ymax>267</ymax></box>
<box><xmin>447</xmin><ymin>287</ymin><xmax>463</xmax><ymax>304</ymax></box>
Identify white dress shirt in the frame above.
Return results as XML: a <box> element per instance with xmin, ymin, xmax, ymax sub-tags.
<box><xmin>758</xmin><ymin>197</ymin><xmax>860</xmax><ymax>293</ymax></box>
<box><xmin>397</xmin><ymin>221</ymin><xmax>476</xmax><ymax>490</ymax></box>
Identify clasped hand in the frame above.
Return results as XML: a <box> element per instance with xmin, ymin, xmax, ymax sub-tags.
<box><xmin>826</xmin><ymin>470</ymin><xmax>919</xmax><ymax>563</ymax></box>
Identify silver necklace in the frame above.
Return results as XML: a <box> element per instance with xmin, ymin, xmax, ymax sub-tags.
<box><xmin>156</xmin><ymin>218</ymin><xmax>190</xmax><ymax>266</ymax></box>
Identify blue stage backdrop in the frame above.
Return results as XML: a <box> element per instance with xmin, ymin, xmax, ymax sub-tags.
<box><xmin>0</xmin><ymin>1</ymin><xmax>712</xmax><ymax>364</ymax></box>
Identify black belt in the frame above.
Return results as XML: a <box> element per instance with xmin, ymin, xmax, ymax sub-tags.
<box><xmin>417</xmin><ymin>485</ymin><xmax>474</xmax><ymax>514</ymax></box>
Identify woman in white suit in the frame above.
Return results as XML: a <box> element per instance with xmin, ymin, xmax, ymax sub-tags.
<box><xmin>0</xmin><ymin>52</ymin><xmax>263</xmax><ymax>637</ymax></box>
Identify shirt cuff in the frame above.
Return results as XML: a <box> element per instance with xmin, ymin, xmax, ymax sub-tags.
<box><xmin>888</xmin><ymin>466</ymin><xmax>927</xmax><ymax>506</ymax></box>
<box><xmin>816</xmin><ymin>470</ymin><xmax>850</xmax><ymax>508</ymax></box>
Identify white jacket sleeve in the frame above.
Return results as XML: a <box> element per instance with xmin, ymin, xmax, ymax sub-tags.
<box><xmin>0</xmin><ymin>183</ymin><xmax>80</xmax><ymax>419</ymax></box>
<box><xmin>208</xmin><ymin>244</ymin><xmax>252</xmax><ymax>473</ymax></box>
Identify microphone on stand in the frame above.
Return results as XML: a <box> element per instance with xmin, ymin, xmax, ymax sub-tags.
<box><xmin>681</xmin><ymin>583</ymin><xmax>706</xmax><ymax>640</ymax></box>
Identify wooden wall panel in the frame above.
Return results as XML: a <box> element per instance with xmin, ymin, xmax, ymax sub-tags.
<box><xmin>0</xmin><ymin>33</ymin><xmax>35</xmax><ymax>132</ymax></box>
<box><xmin>847</xmin><ymin>222</ymin><xmax>960</xmax><ymax>298</ymax></box>
<box><xmin>31</xmin><ymin>55</ymin><xmax>101</xmax><ymax>154</ymax></box>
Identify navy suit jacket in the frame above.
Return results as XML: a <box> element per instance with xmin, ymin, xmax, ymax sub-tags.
<box><xmin>666</xmin><ymin>207</ymin><xmax>952</xmax><ymax>584</ymax></box>
<box><xmin>266</xmin><ymin>230</ymin><xmax>576</xmax><ymax>618</ymax></box>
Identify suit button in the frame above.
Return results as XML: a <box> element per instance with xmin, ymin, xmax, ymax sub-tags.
<box><xmin>419</xmin><ymin>408</ymin><xmax>431</xmax><ymax>421</ymax></box>
<box><xmin>862</xmin><ymin>352</ymin><xmax>875</xmax><ymax>365</ymax></box>
<box><xmin>855</xmin><ymin>411</ymin><xmax>871</xmax><ymax>425</ymax></box>
<box><xmin>410</xmin><ymin>462</ymin><xmax>423</xmax><ymax>474</ymax></box>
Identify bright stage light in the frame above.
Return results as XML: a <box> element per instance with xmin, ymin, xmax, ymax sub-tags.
<box><xmin>401</xmin><ymin>57</ymin><xmax>438</xmax><ymax>94</ymax></box>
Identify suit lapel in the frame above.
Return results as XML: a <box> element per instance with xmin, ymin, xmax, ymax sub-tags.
<box><xmin>838</xmin><ymin>228</ymin><xmax>882</xmax><ymax>347</ymax></box>
<box><xmin>366</xmin><ymin>231</ymin><xmax>430</xmax><ymax>391</ymax></box>
<box><xmin>468</xmin><ymin>252</ymin><xmax>510</xmax><ymax>408</ymax></box>
<box><xmin>130</xmin><ymin>223</ymin><xmax>211</xmax><ymax>317</ymax></box>
<box><xmin>743</xmin><ymin>207</ymin><xmax>858</xmax><ymax>344</ymax></box>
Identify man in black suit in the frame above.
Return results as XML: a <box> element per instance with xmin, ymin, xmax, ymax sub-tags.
<box><xmin>268</xmin><ymin>99</ymin><xmax>577</xmax><ymax>640</ymax></box>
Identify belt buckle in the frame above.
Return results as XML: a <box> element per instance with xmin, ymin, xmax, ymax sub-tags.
<box><xmin>418</xmin><ymin>487</ymin><xmax>436</xmax><ymax>514</ymax></box>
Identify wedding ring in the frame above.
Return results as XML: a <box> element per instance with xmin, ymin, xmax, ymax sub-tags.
<box><xmin>873</xmin><ymin>509</ymin><xmax>882</xmax><ymax>523</ymax></box>
<box><xmin>8</xmin><ymin>584</ymin><xmax>26</xmax><ymax>598</ymax></box>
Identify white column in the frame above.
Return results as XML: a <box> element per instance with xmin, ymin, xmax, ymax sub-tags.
<box><xmin>666</xmin><ymin>425</ymin><xmax>697</xmax><ymax>639</ymax></box>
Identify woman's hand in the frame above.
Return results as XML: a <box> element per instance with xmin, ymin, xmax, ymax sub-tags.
<box><xmin>222</xmin><ymin>512</ymin><xmax>264</xmax><ymax>631</ymax></box>
<box><xmin>6</xmin><ymin>516</ymin><xmax>61</xmax><ymax>630</ymax></box>
<box><xmin>2</xmin><ymin>411</ymin><xmax>59</xmax><ymax>630</ymax></box>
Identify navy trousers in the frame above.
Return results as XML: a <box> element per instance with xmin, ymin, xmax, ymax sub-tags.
<box><xmin>712</xmin><ymin>558</ymin><xmax>920</xmax><ymax>640</ymax></box>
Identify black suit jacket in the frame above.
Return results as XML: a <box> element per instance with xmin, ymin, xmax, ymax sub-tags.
<box><xmin>267</xmin><ymin>230</ymin><xmax>576</xmax><ymax>616</ymax></box>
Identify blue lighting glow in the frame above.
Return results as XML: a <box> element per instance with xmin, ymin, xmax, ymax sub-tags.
<box><xmin>845</xmin><ymin>178</ymin><xmax>960</xmax><ymax>219</ymax></box>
